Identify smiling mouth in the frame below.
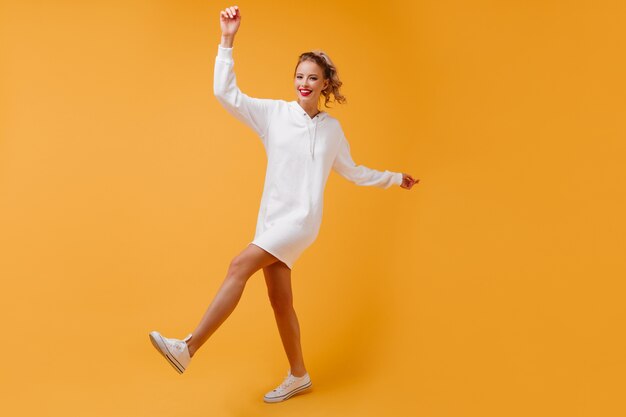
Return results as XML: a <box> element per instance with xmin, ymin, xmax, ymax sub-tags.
<box><xmin>299</xmin><ymin>89</ymin><xmax>312</xmax><ymax>97</ymax></box>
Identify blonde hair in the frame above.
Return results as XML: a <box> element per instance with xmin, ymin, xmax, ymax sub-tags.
<box><xmin>294</xmin><ymin>50</ymin><xmax>347</xmax><ymax>108</ymax></box>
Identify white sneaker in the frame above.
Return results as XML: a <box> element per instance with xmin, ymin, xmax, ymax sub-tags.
<box><xmin>263</xmin><ymin>371</ymin><xmax>312</xmax><ymax>403</ymax></box>
<box><xmin>149</xmin><ymin>331</ymin><xmax>193</xmax><ymax>374</ymax></box>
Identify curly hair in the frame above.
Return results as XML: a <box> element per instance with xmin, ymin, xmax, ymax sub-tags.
<box><xmin>294</xmin><ymin>50</ymin><xmax>347</xmax><ymax>108</ymax></box>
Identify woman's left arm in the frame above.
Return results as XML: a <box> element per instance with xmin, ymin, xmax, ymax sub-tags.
<box><xmin>332</xmin><ymin>134</ymin><xmax>416</xmax><ymax>189</ymax></box>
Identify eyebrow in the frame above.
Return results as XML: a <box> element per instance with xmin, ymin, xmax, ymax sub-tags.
<box><xmin>295</xmin><ymin>73</ymin><xmax>320</xmax><ymax>76</ymax></box>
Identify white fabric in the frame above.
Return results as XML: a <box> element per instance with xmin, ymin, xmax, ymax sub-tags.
<box><xmin>214</xmin><ymin>45</ymin><xmax>403</xmax><ymax>269</ymax></box>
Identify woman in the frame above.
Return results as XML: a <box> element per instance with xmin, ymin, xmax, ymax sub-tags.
<box><xmin>149</xmin><ymin>5</ymin><xmax>419</xmax><ymax>403</ymax></box>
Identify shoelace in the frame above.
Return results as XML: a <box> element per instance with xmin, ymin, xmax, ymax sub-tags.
<box><xmin>168</xmin><ymin>338</ymin><xmax>184</xmax><ymax>352</ymax></box>
<box><xmin>275</xmin><ymin>374</ymin><xmax>297</xmax><ymax>392</ymax></box>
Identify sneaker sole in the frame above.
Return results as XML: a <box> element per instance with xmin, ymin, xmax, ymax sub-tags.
<box><xmin>263</xmin><ymin>380</ymin><xmax>312</xmax><ymax>403</ymax></box>
<box><xmin>149</xmin><ymin>331</ymin><xmax>186</xmax><ymax>374</ymax></box>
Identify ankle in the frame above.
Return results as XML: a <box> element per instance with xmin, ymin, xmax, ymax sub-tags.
<box><xmin>290</xmin><ymin>368</ymin><xmax>307</xmax><ymax>378</ymax></box>
<box><xmin>186</xmin><ymin>340</ymin><xmax>196</xmax><ymax>358</ymax></box>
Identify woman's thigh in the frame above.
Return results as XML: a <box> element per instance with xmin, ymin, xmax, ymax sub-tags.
<box><xmin>229</xmin><ymin>243</ymin><xmax>282</xmax><ymax>278</ymax></box>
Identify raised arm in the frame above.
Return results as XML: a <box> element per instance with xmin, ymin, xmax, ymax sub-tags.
<box><xmin>214</xmin><ymin>6</ymin><xmax>275</xmax><ymax>139</ymax></box>
<box><xmin>332</xmin><ymin>133</ymin><xmax>404</xmax><ymax>189</ymax></box>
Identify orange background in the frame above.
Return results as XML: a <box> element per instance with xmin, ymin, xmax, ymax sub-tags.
<box><xmin>1</xmin><ymin>1</ymin><xmax>625</xmax><ymax>416</ymax></box>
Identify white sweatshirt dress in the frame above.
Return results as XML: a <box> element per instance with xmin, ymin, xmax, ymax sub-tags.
<box><xmin>214</xmin><ymin>45</ymin><xmax>403</xmax><ymax>269</ymax></box>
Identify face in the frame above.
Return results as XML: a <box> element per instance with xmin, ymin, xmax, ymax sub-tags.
<box><xmin>294</xmin><ymin>60</ymin><xmax>329</xmax><ymax>105</ymax></box>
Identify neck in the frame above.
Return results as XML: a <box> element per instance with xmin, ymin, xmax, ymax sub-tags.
<box><xmin>297</xmin><ymin>99</ymin><xmax>321</xmax><ymax>118</ymax></box>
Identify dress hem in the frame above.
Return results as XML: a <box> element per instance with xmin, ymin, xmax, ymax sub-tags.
<box><xmin>249</xmin><ymin>241</ymin><xmax>293</xmax><ymax>270</ymax></box>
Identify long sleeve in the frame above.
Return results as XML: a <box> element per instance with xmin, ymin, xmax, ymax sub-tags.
<box><xmin>213</xmin><ymin>45</ymin><xmax>275</xmax><ymax>139</ymax></box>
<box><xmin>332</xmin><ymin>133</ymin><xmax>404</xmax><ymax>188</ymax></box>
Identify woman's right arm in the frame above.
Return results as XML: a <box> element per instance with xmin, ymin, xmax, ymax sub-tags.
<box><xmin>214</xmin><ymin>6</ymin><xmax>275</xmax><ymax>140</ymax></box>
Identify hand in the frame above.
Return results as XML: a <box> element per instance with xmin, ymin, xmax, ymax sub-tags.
<box><xmin>400</xmin><ymin>173</ymin><xmax>419</xmax><ymax>190</ymax></box>
<box><xmin>220</xmin><ymin>5</ymin><xmax>241</xmax><ymax>37</ymax></box>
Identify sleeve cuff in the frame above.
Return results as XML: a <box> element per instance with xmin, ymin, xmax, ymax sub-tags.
<box><xmin>217</xmin><ymin>44</ymin><xmax>233</xmax><ymax>62</ymax></box>
<box><xmin>395</xmin><ymin>172</ymin><xmax>404</xmax><ymax>186</ymax></box>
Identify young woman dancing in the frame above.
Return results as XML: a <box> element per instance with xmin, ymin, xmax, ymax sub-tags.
<box><xmin>149</xmin><ymin>5</ymin><xmax>419</xmax><ymax>403</ymax></box>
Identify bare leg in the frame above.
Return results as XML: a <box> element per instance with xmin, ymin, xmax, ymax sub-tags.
<box><xmin>186</xmin><ymin>243</ymin><xmax>279</xmax><ymax>358</ymax></box>
<box><xmin>263</xmin><ymin>261</ymin><xmax>307</xmax><ymax>377</ymax></box>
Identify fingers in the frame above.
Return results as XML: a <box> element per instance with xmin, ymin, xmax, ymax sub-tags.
<box><xmin>221</xmin><ymin>5</ymin><xmax>239</xmax><ymax>19</ymax></box>
<box><xmin>400</xmin><ymin>175</ymin><xmax>420</xmax><ymax>190</ymax></box>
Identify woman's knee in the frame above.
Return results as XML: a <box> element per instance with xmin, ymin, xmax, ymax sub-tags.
<box><xmin>229</xmin><ymin>244</ymin><xmax>277</xmax><ymax>278</ymax></box>
<box><xmin>227</xmin><ymin>255</ymin><xmax>252</xmax><ymax>283</ymax></box>
<box><xmin>268</xmin><ymin>290</ymin><xmax>294</xmax><ymax>315</ymax></box>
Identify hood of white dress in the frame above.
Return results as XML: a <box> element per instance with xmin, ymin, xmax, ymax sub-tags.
<box><xmin>289</xmin><ymin>101</ymin><xmax>328</xmax><ymax>160</ymax></box>
<box><xmin>289</xmin><ymin>101</ymin><xmax>328</xmax><ymax>121</ymax></box>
